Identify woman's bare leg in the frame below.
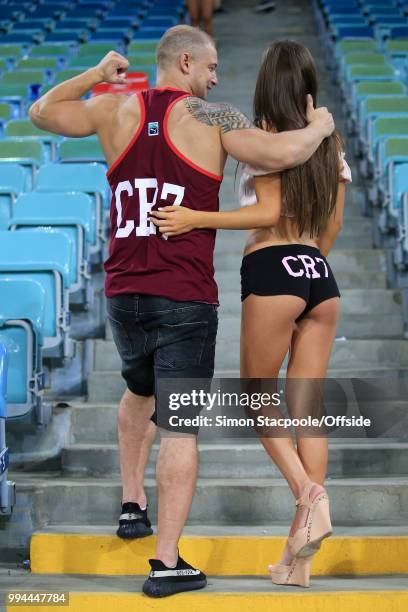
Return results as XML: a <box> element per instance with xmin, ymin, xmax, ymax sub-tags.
<box><xmin>241</xmin><ymin>295</ymin><xmax>338</xmax><ymax>564</ymax></box>
<box><xmin>284</xmin><ymin>298</ymin><xmax>340</xmax><ymax>549</ymax></box>
<box><xmin>201</xmin><ymin>0</ymin><xmax>215</xmax><ymax>36</ymax></box>
<box><xmin>187</xmin><ymin>0</ymin><xmax>201</xmax><ymax>27</ymax></box>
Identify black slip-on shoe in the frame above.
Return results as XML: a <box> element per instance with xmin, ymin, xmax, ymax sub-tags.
<box><xmin>142</xmin><ymin>556</ymin><xmax>207</xmax><ymax>597</ymax></box>
<box><xmin>116</xmin><ymin>502</ymin><xmax>153</xmax><ymax>539</ymax></box>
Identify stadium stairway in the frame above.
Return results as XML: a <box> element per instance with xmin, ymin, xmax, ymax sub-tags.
<box><xmin>2</xmin><ymin>0</ymin><xmax>408</xmax><ymax>610</ymax></box>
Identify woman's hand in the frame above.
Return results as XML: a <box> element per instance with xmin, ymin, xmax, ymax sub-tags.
<box><xmin>150</xmin><ymin>205</ymin><xmax>203</xmax><ymax>237</ymax></box>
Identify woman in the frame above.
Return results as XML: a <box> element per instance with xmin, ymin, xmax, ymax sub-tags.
<box><xmin>150</xmin><ymin>40</ymin><xmax>351</xmax><ymax>587</ymax></box>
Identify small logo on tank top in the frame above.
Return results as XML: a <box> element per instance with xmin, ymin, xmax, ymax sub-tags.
<box><xmin>148</xmin><ymin>122</ymin><xmax>159</xmax><ymax>136</ymax></box>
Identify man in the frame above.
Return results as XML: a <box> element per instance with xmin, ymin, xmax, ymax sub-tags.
<box><xmin>29</xmin><ymin>25</ymin><xmax>334</xmax><ymax>597</ymax></box>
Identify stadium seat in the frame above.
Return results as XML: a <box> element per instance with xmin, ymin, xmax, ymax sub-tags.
<box><xmin>367</xmin><ymin>116</ymin><xmax>408</xmax><ymax>181</ymax></box>
<box><xmin>44</xmin><ymin>31</ymin><xmax>86</xmax><ymax>44</ymax></box>
<box><xmin>54</xmin><ymin>69</ymin><xmax>83</xmax><ymax>84</ymax></box>
<box><xmin>103</xmin><ymin>17</ymin><xmax>139</xmax><ymax>29</ymax></box>
<box><xmin>134</xmin><ymin>28</ymin><xmax>166</xmax><ymax>40</ymax></box>
<box><xmin>10</xmin><ymin>192</ymin><xmax>94</xmax><ymax>301</ymax></box>
<box><xmin>67</xmin><ymin>55</ymin><xmax>106</xmax><ymax>68</ymax></box>
<box><xmin>0</xmin><ymin>102</ymin><xmax>12</xmax><ymax>135</ymax></box>
<box><xmin>0</xmin><ymin>163</ymin><xmax>27</xmax><ymax>230</ymax></box>
<box><xmin>142</xmin><ymin>17</ymin><xmax>177</xmax><ymax>28</ymax></box>
<box><xmin>346</xmin><ymin>63</ymin><xmax>396</xmax><ymax>83</ymax></box>
<box><xmin>89</xmin><ymin>30</ymin><xmax>129</xmax><ymax>46</ymax></box>
<box><xmin>127</xmin><ymin>53</ymin><xmax>156</xmax><ymax>66</ymax></box>
<box><xmin>0</xmin><ymin>340</ymin><xmax>15</xmax><ymax>514</ymax></box>
<box><xmin>0</xmin><ymin>139</ymin><xmax>44</xmax><ymax>187</ymax></box>
<box><xmin>349</xmin><ymin>80</ymin><xmax>405</xmax><ymax>119</ymax></box>
<box><xmin>376</xmin><ymin>137</ymin><xmax>408</xmax><ymax>225</ymax></box>
<box><xmin>334</xmin><ymin>26</ymin><xmax>375</xmax><ymax>40</ymax></box>
<box><xmin>4</xmin><ymin>120</ymin><xmax>61</xmax><ymax>161</ymax></box>
<box><xmin>128</xmin><ymin>40</ymin><xmax>158</xmax><ymax>53</ymax></box>
<box><xmin>342</xmin><ymin>52</ymin><xmax>388</xmax><ymax>67</ymax></box>
<box><xmin>0</xmin><ymin>34</ymin><xmax>41</xmax><ymax>45</ymax></box>
<box><xmin>389</xmin><ymin>26</ymin><xmax>408</xmax><ymax>38</ymax></box>
<box><xmin>78</xmin><ymin>42</ymin><xmax>117</xmax><ymax>57</ymax></box>
<box><xmin>58</xmin><ymin>137</ymin><xmax>105</xmax><ymax>165</ymax></box>
<box><xmin>389</xmin><ymin>163</ymin><xmax>408</xmax><ymax>231</ymax></box>
<box><xmin>0</xmin><ymin>230</ymin><xmax>74</xmax><ymax>358</ymax></box>
<box><xmin>335</xmin><ymin>38</ymin><xmax>378</xmax><ymax>64</ymax></box>
<box><xmin>0</xmin><ymin>45</ymin><xmax>25</xmax><ymax>62</ymax></box>
<box><xmin>0</xmin><ymin>278</ymin><xmax>45</xmax><ymax>419</ymax></box>
<box><xmin>36</xmin><ymin>162</ymin><xmax>108</xmax><ymax>253</ymax></box>
<box><xmin>0</xmin><ymin>69</ymin><xmax>47</xmax><ymax>87</ymax></box>
<box><xmin>17</xmin><ymin>57</ymin><xmax>59</xmax><ymax>71</ymax></box>
<box><xmin>30</xmin><ymin>44</ymin><xmax>73</xmax><ymax>60</ymax></box>
<box><xmin>357</xmin><ymin>96</ymin><xmax>408</xmax><ymax>163</ymax></box>
<box><xmin>0</xmin><ymin>83</ymin><xmax>32</xmax><ymax>116</ymax></box>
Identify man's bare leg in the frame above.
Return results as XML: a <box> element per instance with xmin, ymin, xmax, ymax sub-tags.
<box><xmin>117</xmin><ymin>389</ymin><xmax>156</xmax><ymax>506</ymax></box>
<box><xmin>155</xmin><ymin>435</ymin><xmax>198</xmax><ymax>566</ymax></box>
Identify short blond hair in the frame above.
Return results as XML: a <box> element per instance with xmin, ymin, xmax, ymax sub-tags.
<box><xmin>156</xmin><ymin>25</ymin><xmax>215</xmax><ymax>69</ymax></box>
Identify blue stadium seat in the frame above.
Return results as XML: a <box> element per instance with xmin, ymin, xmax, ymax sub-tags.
<box><xmin>335</xmin><ymin>26</ymin><xmax>375</xmax><ymax>39</ymax></box>
<box><xmin>389</xmin><ymin>26</ymin><xmax>408</xmax><ymax>38</ymax></box>
<box><xmin>0</xmin><ymin>341</ymin><xmax>15</xmax><ymax>514</ymax></box>
<box><xmin>0</xmin><ymin>278</ymin><xmax>45</xmax><ymax>419</ymax></box>
<box><xmin>389</xmin><ymin>163</ymin><xmax>408</xmax><ymax>229</ymax></box>
<box><xmin>0</xmin><ymin>164</ymin><xmax>27</xmax><ymax>231</ymax></box>
<box><xmin>36</xmin><ymin>162</ymin><xmax>109</xmax><ymax>253</ymax></box>
<box><xmin>136</xmin><ymin>27</ymin><xmax>168</xmax><ymax>40</ymax></box>
<box><xmin>142</xmin><ymin>17</ymin><xmax>177</xmax><ymax>28</ymax></box>
<box><xmin>90</xmin><ymin>30</ymin><xmax>129</xmax><ymax>46</ymax></box>
<box><xmin>0</xmin><ymin>139</ymin><xmax>45</xmax><ymax>189</ymax></box>
<box><xmin>375</xmin><ymin>137</ymin><xmax>408</xmax><ymax>226</ymax></box>
<box><xmin>4</xmin><ymin>120</ymin><xmax>61</xmax><ymax>162</ymax></box>
<box><xmin>44</xmin><ymin>31</ymin><xmax>87</xmax><ymax>44</ymax></box>
<box><xmin>0</xmin><ymin>230</ymin><xmax>74</xmax><ymax>358</ymax></box>
<box><xmin>10</xmin><ymin>192</ymin><xmax>94</xmax><ymax>302</ymax></box>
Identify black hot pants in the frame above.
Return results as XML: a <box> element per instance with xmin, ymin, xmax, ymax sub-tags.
<box><xmin>240</xmin><ymin>244</ymin><xmax>340</xmax><ymax>322</ymax></box>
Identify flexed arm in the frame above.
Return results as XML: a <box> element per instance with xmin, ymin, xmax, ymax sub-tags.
<box><xmin>29</xmin><ymin>51</ymin><xmax>129</xmax><ymax>137</ymax></box>
<box><xmin>184</xmin><ymin>95</ymin><xmax>334</xmax><ymax>171</ymax></box>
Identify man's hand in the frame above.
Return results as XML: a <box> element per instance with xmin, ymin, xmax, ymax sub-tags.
<box><xmin>306</xmin><ymin>94</ymin><xmax>334</xmax><ymax>138</ymax></box>
<box><xmin>94</xmin><ymin>51</ymin><xmax>130</xmax><ymax>84</ymax></box>
<box><xmin>150</xmin><ymin>206</ymin><xmax>203</xmax><ymax>237</ymax></box>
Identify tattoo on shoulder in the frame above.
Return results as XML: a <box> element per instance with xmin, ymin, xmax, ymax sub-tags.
<box><xmin>184</xmin><ymin>97</ymin><xmax>254</xmax><ymax>133</ymax></box>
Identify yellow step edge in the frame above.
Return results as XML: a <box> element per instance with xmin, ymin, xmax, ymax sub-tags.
<box><xmin>30</xmin><ymin>534</ymin><xmax>408</xmax><ymax>576</ymax></box>
<box><xmin>7</xmin><ymin>591</ymin><xmax>408</xmax><ymax>612</ymax></box>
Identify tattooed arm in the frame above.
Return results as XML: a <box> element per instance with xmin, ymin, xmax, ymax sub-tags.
<box><xmin>184</xmin><ymin>95</ymin><xmax>334</xmax><ymax>171</ymax></box>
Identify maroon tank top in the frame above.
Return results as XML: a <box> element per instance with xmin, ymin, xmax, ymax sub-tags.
<box><xmin>104</xmin><ymin>88</ymin><xmax>222</xmax><ymax>304</ymax></box>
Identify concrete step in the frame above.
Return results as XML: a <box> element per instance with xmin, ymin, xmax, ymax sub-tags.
<box><xmin>61</xmin><ymin>441</ymin><xmax>408</xmax><ymax>478</ymax></box>
<box><xmin>1</xmin><ymin>570</ymin><xmax>408</xmax><ymax>610</ymax></box>
<box><xmin>214</xmin><ymin>248</ymin><xmax>386</xmax><ymax>273</ymax></box>
<box><xmin>29</xmin><ymin>525</ymin><xmax>408</xmax><ymax>576</ymax></box>
<box><xmin>214</xmin><ymin>268</ymin><xmax>387</xmax><ymax>289</ymax></box>
<box><xmin>93</xmin><ymin>338</ymin><xmax>408</xmax><ymax>373</ymax></box>
<box><xmin>8</xmin><ymin>472</ymin><xmax>408</xmax><ymax>526</ymax></box>
<box><xmin>87</xmin><ymin>367</ymin><xmax>408</xmax><ymax>403</ymax></box>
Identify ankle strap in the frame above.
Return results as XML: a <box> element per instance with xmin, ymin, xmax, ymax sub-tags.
<box><xmin>295</xmin><ymin>482</ymin><xmax>315</xmax><ymax>509</ymax></box>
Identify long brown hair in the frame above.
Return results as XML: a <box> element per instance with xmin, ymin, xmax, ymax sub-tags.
<box><xmin>253</xmin><ymin>40</ymin><xmax>341</xmax><ymax>237</ymax></box>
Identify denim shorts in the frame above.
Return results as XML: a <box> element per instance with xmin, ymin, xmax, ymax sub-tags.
<box><xmin>106</xmin><ymin>294</ymin><xmax>218</xmax><ymax>427</ymax></box>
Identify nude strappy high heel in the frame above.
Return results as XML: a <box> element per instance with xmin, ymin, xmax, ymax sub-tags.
<box><xmin>268</xmin><ymin>555</ymin><xmax>313</xmax><ymax>588</ymax></box>
<box><xmin>288</xmin><ymin>482</ymin><xmax>333</xmax><ymax>558</ymax></box>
